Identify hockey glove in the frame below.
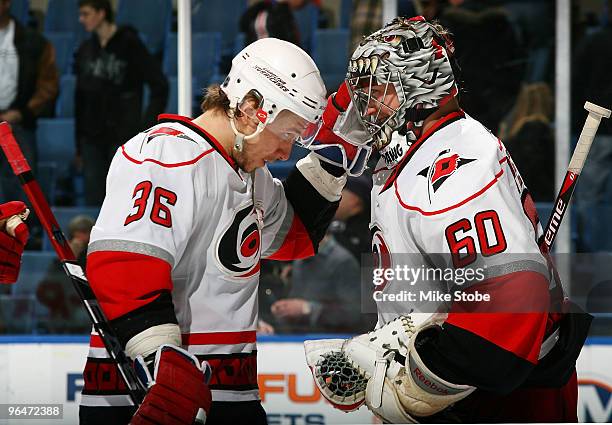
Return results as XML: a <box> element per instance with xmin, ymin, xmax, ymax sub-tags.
<box><xmin>308</xmin><ymin>82</ymin><xmax>373</xmax><ymax>176</ymax></box>
<box><xmin>0</xmin><ymin>201</ymin><xmax>29</xmax><ymax>284</ymax></box>
<box><xmin>132</xmin><ymin>344</ymin><xmax>212</xmax><ymax>425</ymax></box>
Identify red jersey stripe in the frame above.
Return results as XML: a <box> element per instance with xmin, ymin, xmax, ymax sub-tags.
<box><xmin>446</xmin><ymin>270</ymin><xmax>550</xmax><ymax>363</ymax></box>
<box><xmin>121</xmin><ymin>145</ymin><xmax>214</xmax><ymax>168</ymax></box>
<box><xmin>266</xmin><ymin>214</ymin><xmax>314</xmax><ymax>260</ymax></box>
<box><xmin>87</xmin><ymin>251</ymin><xmax>173</xmax><ymax>320</ymax></box>
<box><xmin>182</xmin><ymin>331</ymin><xmax>257</xmax><ymax>346</ymax></box>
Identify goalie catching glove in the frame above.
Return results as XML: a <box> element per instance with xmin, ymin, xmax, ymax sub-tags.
<box><xmin>131</xmin><ymin>344</ymin><xmax>212</xmax><ymax>425</ymax></box>
<box><xmin>0</xmin><ymin>201</ymin><xmax>29</xmax><ymax>284</ymax></box>
<box><xmin>304</xmin><ymin>315</ymin><xmax>475</xmax><ymax>423</ymax></box>
<box><xmin>307</xmin><ymin>82</ymin><xmax>373</xmax><ymax>176</ymax></box>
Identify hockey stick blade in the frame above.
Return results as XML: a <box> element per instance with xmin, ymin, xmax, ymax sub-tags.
<box><xmin>541</xmin><ymin>102</ymin><xmax>611</xmax><ymax>252</ymax></box>
<box><xmin>0</xmin><ymin>121</ymin><xmax>146</xmax><ymax>405</ymax></box>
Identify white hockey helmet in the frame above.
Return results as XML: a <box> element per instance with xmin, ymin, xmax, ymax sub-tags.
<box><xmin>221</xmin><ymin>38</ymin><xmax>327</xmax><ymax>150</ymax></box>
<box><xmin>346</xmin><ymin>16</ymin><xmax>459</xmax><ymax>169</ymax></box>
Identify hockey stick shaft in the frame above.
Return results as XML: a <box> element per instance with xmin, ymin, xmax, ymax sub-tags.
<box><xmin>0</xmin><ymin>122</ymin><xmax>146</xmax><ymax>405</ymax></box>
<box><xmin>541</xmin><ymin>102</ymin><xmax>611</xmax><ymax>251</ymax></box>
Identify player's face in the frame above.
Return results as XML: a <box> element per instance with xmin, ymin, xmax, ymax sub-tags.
<box><xmin>363</xmin><ymin>83</ymin><xmax>401</xmax><ymax>123</ymax></box>
<box><xmin>79</xmin><ymin>5</ymin><xmax>106</xmax><ymax>32</ymax></box>
<box><xmin>239</xmin><ymin>129</ymin><xmax>294</xmax><ymax>172</ymax></box>
<box><xmin>236</xmin><ymin>110</ymin><xmax>311</xmax><ymax>172</ymax></box>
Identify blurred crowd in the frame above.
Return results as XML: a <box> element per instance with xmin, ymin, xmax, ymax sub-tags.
<box><xmin>1</xmin><ymin>0</ymin><xmax>611</xmax><ymax>336</ymax></box>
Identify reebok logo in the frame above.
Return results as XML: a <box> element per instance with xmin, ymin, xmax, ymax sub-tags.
<box><xmin>412</xmin><ymin>366</ymin><xmax>450</xmax><ymax>395</ymax></box>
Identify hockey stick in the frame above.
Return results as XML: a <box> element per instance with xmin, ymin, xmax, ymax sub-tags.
<box><xmin>0</xmin><ymin>122</ymin><xmax>146</xmax><ymax>406</ymax></box>
<box><xmin>541</xmin><ymin>101</ymin><xmax>611</xmax><ymax>252</ymax></box>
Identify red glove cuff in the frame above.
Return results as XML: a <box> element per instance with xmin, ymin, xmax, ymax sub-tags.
<box><xmin>0</xmin><ymin>201</ymin><xmax>27</xmax><ymax>220</ymax></box>
<box><xmin>322</xmin><ymin>82</ymin><xmax>352</xmax><ymax>129</ymax></box>
<box><xmin>334</xmin><ymin>81</ymin><xmax>351</xmax><ymax>111</ymax></box>
<box><xmin>0</xmin><ymin>230</ymin><xmax>26</xmax><ymax>284</ymax></box>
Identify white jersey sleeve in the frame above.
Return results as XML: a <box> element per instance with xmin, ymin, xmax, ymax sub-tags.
<box><xmin>89</xmin><ymin>124</ymin><xmax>211</xmax><ymax>266</ymax></box>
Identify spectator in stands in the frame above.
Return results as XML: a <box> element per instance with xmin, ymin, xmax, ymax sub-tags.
<box><xmin>499</xmin><ymin>82</ymin><xmax>555</xmax><ymax>202</ymax></box>
<box><xmin>349</xmin><ymin>0</ymin><xmax>382</xmax><ymax>51</ymax></box>
<box><xmin>572</xmin><ymin>6</ymin><xmax>612</xmax><ymax>251</ymax></box>
<box><xmin>36</xmin><ymin>214</ymin><xmax>94</xmax><ymax>333</ymax></box>
<box><xmin>415</xmin><ymin>0</ymin><xmax>526</xmax><ymax>134</ymax></box>
<box><xmin>74</xmin><ymin>0</ymin><xmax>168</xmax><ymax>206</ymax></box>
<box><xmin>239</xmin><ymin>0</ymin><xmax>309</xmax><ymax>47</ymax></box>
<box><xmin>0</xmin><ymin>0</ymin><xmax>59</xmax><ymax>202</ymax></box>
<box><xmin>329</xmin><ymin>174</ymin><xmax>372</xmax><ymax>262</ymax></box>
<box><xmin>270</xmin><ymin>233</ymin><xmax>367</xmax><ymax>333</ymax></box>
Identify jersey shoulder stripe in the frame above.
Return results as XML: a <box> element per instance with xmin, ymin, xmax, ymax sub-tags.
<box><xmin>394</xmin><ymin>115</ymin><xmax>509</xmax><ymax>215</ymax></box>
<box><xmin>121</xmin><ymin>145</ymin><xmax>214</xmax><ymax>168</ymax></box>
<box><xmin>394</xmin><ymin>160</ymin><xmax>506</xmax><ymax>216</ymax></box>
<box><xmin>158</xmin><ymin>114</ymin><xmax>238</xmax><ymax>172</ymax></box>
<box><xmin>119</xmin><ymin>115</ymin><xmax>235</xmax><ymax>170</ymax></box>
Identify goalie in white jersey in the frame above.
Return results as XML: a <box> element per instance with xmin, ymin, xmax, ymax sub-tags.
<box><xmin>305</xmin><ymin>17</ymin><xmax>592</xmax><ymax>423</ymax></box>
<box><xmin>78</xmin><ymin>38</ymin><xmax>372</xmax><ymax>425</ymax></box>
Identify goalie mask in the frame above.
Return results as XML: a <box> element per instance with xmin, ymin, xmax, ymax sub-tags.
<box><xmin>346</xmin><ymin>16</ymin><xmax>459</xmax><ymax>169</ymax></box>
<box><xmin>221</xmin><ymin>38</ymin><xmax>327</xmax><ymax>152</ymax></box>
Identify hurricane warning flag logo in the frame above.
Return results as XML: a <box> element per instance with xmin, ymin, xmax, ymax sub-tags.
<box><xmin>146</xmin><ymin>127</ymin><xmax>195</xmax><ymax>143</ymax></box>
<box><xmin>418</xmin><ymin>149</ymin><xmax>476</xmax><ymax>202</ymax></box>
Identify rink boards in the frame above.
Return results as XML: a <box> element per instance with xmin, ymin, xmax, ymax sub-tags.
<box><xmin>0</xmin><ymin>335</ymin><xmax>610</xmax><ymax>424</ymax></box>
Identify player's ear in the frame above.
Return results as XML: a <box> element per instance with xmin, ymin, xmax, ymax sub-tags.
<box><xmin>235</xmin><ymin>99</ymin><xmax>259</xmax><ymax>134</ymax></box>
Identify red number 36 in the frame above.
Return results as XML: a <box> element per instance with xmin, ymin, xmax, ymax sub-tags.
<box><xmin>124</xmin><ymin>181</ymin><xmax>177</xmax><ymax>228</ymax></box>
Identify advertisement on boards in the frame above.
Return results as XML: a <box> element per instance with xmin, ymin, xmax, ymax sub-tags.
<box><xmin>0</xmin><ymin>337</ymin><xmax>610</xmax><ymax>424</ymax></box>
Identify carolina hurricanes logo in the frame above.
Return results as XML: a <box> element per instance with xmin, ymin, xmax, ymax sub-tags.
<box><xmin>371</xmin><ymin>225</ymin><xmax>392</xmax><ymax>291</ymax></box>
<box><xmin>418</xmin><ymin>149</ymin><xmax>476</xmax><ymax>202</ymax></box>
<box><xmin>146</xmin><ymin>127</ymin><xmax>195</xmax><ymax>143</ymax></box>
<box><xmin>216</xmin><ymin>204</ymin><xmax>261</xmax><ymax>278</ymax></box>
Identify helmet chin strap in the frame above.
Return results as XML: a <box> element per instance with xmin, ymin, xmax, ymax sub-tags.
<box><xmin>229</xmin><ymin>115</ymin><xmax>263</xmax><ymax>152</ymax></box>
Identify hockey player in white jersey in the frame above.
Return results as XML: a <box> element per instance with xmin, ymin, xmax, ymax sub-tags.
<box><xmin>305</xmin><ymin>17</ymin><xmax>591</xmax><ymax>422</ymax></box>
<box><xmin>78</xmin><ymin>38</ymin><xmax>371</xmax><ymax>425</ymax></box>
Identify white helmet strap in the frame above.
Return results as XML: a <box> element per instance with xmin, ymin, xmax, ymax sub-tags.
<box><xmin>229</xmin><ymin>115</ymin><xmax>263</xmax><ymax>152</ymax></box>
<box><xmin>230</xmin><ymin>90</ymin><xmax>267</xmax><ymax>152</ymax></box>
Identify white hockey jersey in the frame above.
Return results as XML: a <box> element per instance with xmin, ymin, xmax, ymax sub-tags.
<box><xmin>81</xmin><ymin>115</ymin><xmax>331</xmax><ymax>407</ymax></box>
<box><xmin>369</xmin><ymin>110</ymin><xmax>555</xmax><ymax>363</ymax></box>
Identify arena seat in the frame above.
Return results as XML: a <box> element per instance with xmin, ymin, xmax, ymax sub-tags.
<box><xmin>44</xmin><ymin>0</ymin><xmax>88</xmax><ymax>43</ymax></box>
<box><xmin>293</xmin><ymin>2</ymin><xmax>319</xmax><ymax>53</ymax></box>
<box><xmin>36</xmin><ymin>119</ymin><xmax>76</xmax><ymax>188</ymax></box>
<box><xmin>191</xmin><ymin>0</ymin><xmax>247</xmax><ymax>58</ymax></box>
<box><xmin>46</xmin><ymin>32</ymin><xmax>77</xmax><ymax>75</ymax></box>
<box><xmin>9</xmin><ymin>0</ymin><xmax>29</xmax><ymax>26</ymax></box>
<box><xmin>312</xmin><ymin>29</ymin><xmax>350</xmax><ymax>91</ymax></box>
<box><xmin>163</xmin><ymin>32</ymin><xmax>221</xmax><ymax>89</ymax></box>
<box><xmin>116</xmin><ymin>0</ymin><xmax>172</xmax><ymax>56</ymax></box>
<box><xmin>56</xmin><ymin>75</ymin><xmax>76</xmax><ymax>118</ymax></box>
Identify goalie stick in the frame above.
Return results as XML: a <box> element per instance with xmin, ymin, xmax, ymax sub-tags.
<box><xmin>0</xmin><ymin>122</ymin><xmax>146</xmax><ymax>406</ymax></box>
<box><xmin>540</xmin><ymin>101</ymin><xmax>611</xmax><ymax>252</ymax></box>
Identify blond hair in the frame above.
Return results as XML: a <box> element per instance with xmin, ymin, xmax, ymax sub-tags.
<box><xmin>499</xmin><ymin>82</ymin><xmax>553</xmax><ymax>140</ymax></box>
